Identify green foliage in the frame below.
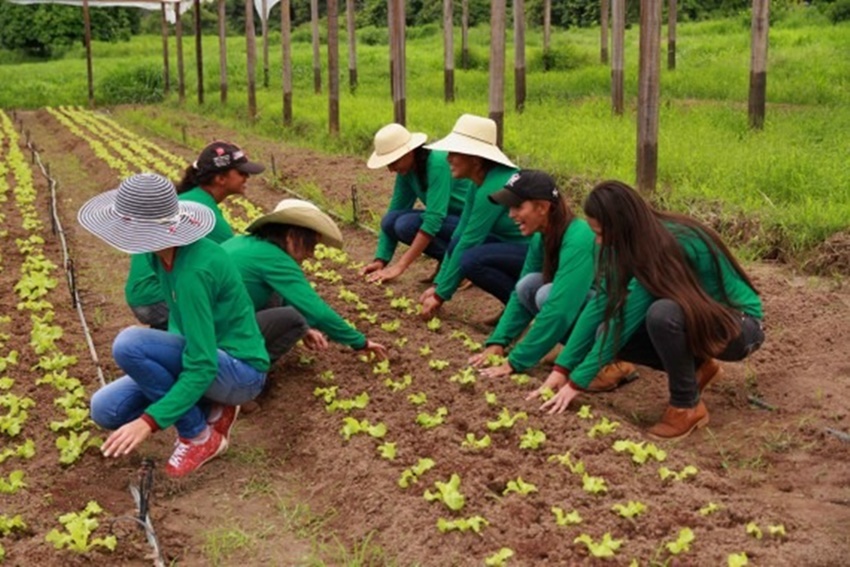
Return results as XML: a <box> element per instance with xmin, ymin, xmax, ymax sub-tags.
<box><xmin>45</xmin><ymin>501</ymin><xmax>116</xmax><ymax>553</ymax></box>
<box><xmin>827</xmin><ymin>0</ymin><xmax>850</xmax><ymax>23</ymax></box>
<box><xmin>423</xmin><ymin>473</ymin><xmax>465</xmax><ymax>511</ymax></box>
<box><xmin>98</xmin><ymin>65</ymin><xmax>165</xmax><ymax>105</ymax></box>
<box><xmin>484</xmin><ymin>547</ymin><xmax>514</xmax><ymax>566</ymax></box>
<box><xmin>436</xmin><ymin>515</ymin><xmax>489</xmax><ymax>534</ymax></box>
<box><xmin>665</xmin><ymin>527</ymin><xmax>695</xmax><ymax>555</ymax></box>
<box><xmin>573</xmin><ymin>532</ymin><xmax>623</xmax><ymax>558</ymax></box>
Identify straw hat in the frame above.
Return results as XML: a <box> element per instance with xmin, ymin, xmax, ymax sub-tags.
<box><xmin>77</xmin><ymin>172</ymin><xmax>215</xmax><ymax>254</ymax></box>
<box><xmin>246</xmin><ymin>199</ymin><xmax>344</xmax><ymax>249</ymax></box>
<box><xmin>425</xmin><ymin>114</ymin><xmax>516</xmax><ymax>168</ymax></box>
<box><xmin>367</xmin><ymin>123</ymin><xmax>428</xmax><ymax>169</ymax></box>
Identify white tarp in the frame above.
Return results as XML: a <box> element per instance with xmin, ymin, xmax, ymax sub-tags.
<box><xmin>252</xmin><ymin>0</ymin><xmax>281</xmax><ymax>23</ymax></box>
<box><xmin>8</xmin><ymin>0</ymin><xmax>198</xmax><ymax>24</ymax></box>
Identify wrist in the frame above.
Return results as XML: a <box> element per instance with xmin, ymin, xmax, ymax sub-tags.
<box><xmin>140</xmin><ymin>413</ymin><xmax>160</xmax><ymax>433</ymax></box>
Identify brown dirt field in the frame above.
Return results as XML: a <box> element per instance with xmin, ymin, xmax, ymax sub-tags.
<box><xmin>1</xmin><ymin>106</ymin><xmax>849</xmax><ymax>566</ymax></box>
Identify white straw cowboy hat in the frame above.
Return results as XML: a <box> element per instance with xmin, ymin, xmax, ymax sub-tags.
<box><xmin>425</xmin><ymin>114</ymin><xmax>516</xmax><ymax>168</ymax></box>
<box><xmin>246</xmin><ymin>199</ymin><xmax>344</xmax><ymax>249</ymax></box>
<box><xmin>367</xmin><ymin>123</ymin><xmax>428</xmax><ymax>169</ymax></box>
<box><xmin>78</xmin><ymin>172</ymin><xmax>215</xmax><ymax>254</ymax></box>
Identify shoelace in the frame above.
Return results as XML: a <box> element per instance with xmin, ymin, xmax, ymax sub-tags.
<box><xmin>168</xmin><ymin>441</ymin><xmax>191</xmax><ymax>467</ymax></box>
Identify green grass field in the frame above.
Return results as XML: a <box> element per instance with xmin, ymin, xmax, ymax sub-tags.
<box><xmin>2</xmin><ymin>7</ymin><xmax>848</xmax><ymax>264</ymax></box>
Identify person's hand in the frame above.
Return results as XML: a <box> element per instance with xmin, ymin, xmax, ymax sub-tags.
<box><xmin>469</xmin><ymin>345</ymin><xmax>505</xmax><ymax>368</ymax></box>
<box><xmin>102</xmin><ymin>418</ymin><xmax>153</xmax><ymax>458</ymax></box>
<box><xmin>420</xmin><ymin>294</ymin><xmax>443</xmax><ymax>319</ymax></box>
<box><xmin>366</xmin><ymin>263</ymin><xmax>405</xmax><ymax>284</ymax></box>
<box><xmin>526</xmin><ymin>370</ymin><xmax>572</xmax><ymax>412</ymax></box>
<box><xmin>478</xmin><ymin>362</ymin><xmax>513</xmax><ymax>379</ymax></box>
<box><xmin>302</xmin><ymin>329</ymin><xmax>329</xmax><ymax>351</ymax></box>
<box><xmin>363</xmin><ymin>339</ymin><xmax>389</xmax><ymax>360</ymax></box>
<box><xmin>419</xmin><ymin>286</ymin><xmax>436</xmax><ymax>303</ymax></box>
<box><xmin>539</xmin><ymin>381</ymin><xmax>581</xmax><ymax>415</ymax></box>
<box><xmin>361</xmin><ymin>259</ymin><xmax>386</xmax><ymax>277</ymax></box>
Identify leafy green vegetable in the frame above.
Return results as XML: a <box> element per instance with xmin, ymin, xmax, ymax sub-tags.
<box><xmin>56</xmin><ymin>431</ymin><xmax>102</xmax><ymax>465</ymax></box>
<box><xmin>665</xmin><ymin>527</ymin><xmax>695</xmax><ymax>554</ymax></box>
<box><xmin>436</xmin><ymin>516</ymin><xmax>489</xmax><ymax>534</ymax></box>
<box><xmin>449</xmin><ymin>367</ymin><xmax>477</xmax><ymax>387</ymax></box>
<box><xmin>518</xmin><ymin>428</ymin><xmax>546</xmax><ymax>450</ymax></box>
<box><xmin>484</xmin><ymin>547</ymin><xmax>514</xmax><ymax>566</ymax></box>
<box><xmin>510</xmin><ymin>373</ymin><xmax>531</xmax><ymax>386</ymax></box>
<box><xmin>611</xmin><ymin>501</ymin><xmax>647</xmax><ymax>519</ymax></box>
<box><xmin>428</xmin><ymin>359</ymin><xmax>450</xmax><ymax>371</ymax></box>
<box><xmin>658</xmin><ymin>465</ymin><xmax>698</xmax><ymax>482</ymax></box>
<box><xmin>768</xmin><ymin>524</ymin><xmax>787</xmax><ymax>537</ymax></box>
<box><xmin>548</xmin><ymin>451</ymin><xmax>585</xmax><ymax>475</ymax></box>
<box><xmin>698</xmin><ymin>502</ymin><xmax>720</xmax><ymax>516</ymax></box>
<box><xmin>326</xmin><ymin>392</ymin><xmax>370</xmax><ymax>412</ymax></box>
<box><xmin>588</xmin><ymin>416</ymin><xmax>620</xmax><ymax>438</ymax></box>
<box><xmin>487</xmin><ymin>407</ymin><xmax>528</xmax><ymax>431</ymax></box>
<box><xmin>313</xmin><ymin>385</ymin><xmax>338</xmax><ymax>403</ymax></box>
<box><xmin>503</xmin><ymin>477</ymin><xmax>537</xmax><ymax>496</ymax></box>
<box><xmin>484</xmin><ymin>391</ymin><xmax>498</xmax><ymax>405</ymax></box>
<box><xmin>462</xmin><ymin>433</ymin><xmax>491</xmax><ymax>450</ymax></box>
<box><xmin>418</xmin><ymin>345</ymin><xmax>433</xmax><ymax>357</ymax></box>
<box><xmin>539</xmin><ymin>387</ymin><xmax>555</xmax><ymax>401</ymax></box>
<box><xmin>380</xmin><ymin>319</ymin><xmax>401</xmax><ymax>333</ymax></box>
<box><xmin>372</xmin><ymin>360</ymin><xmax>391</xmax><ymax>375</ymax></box>
<box><xmin>45</xmin><ymin>501</ymin><xmax>117</xmax><ymax>553</ymax></box>
<box><xmin>424</xmin><ymin>474</ymin><xmax>465</xmax><ymax>511</ymax></box>
<box><xmin>612</xmin><ymin>439</ymin><xmax>667</xmax><ymax>464</ymax></box>
<box><xmin>728</xmin><ymin>552</ymin><xmax>749</xmax><ymax>567</ymax></box>
<box><xmin>416</xmin><ymin>407</ymin><xmax>448</xmax><ymax>429</ymax></box>
<box><xmin>377</xmin><ymin>442</ymin><xmax>397</xmax><ymax>460</ymax></box>
<box><xmin>384</xmin><ymin>374</ymin><xmax>413</xmax><ymax>392</ymax></box>
<box><xmin>340</xmin><ymin>417</ymin><xmax>386</xmax><ymax>441</ymax></box>
<box><xmin>577</xmin><ymin>405</ymin><xmax>594</xmax><ymax>419</ymax></box>
<box><xmin>398</xmin><ymin>458</ymin><xmax>436</xmax><ymax>488</ymax></box>
<box><xmin>573</xmin><ymin>532</ymin><xmax>623</xmax><ymax>558</ymax></box>
<box><xmin>407</xmin><ymin>392</ymin><xmax>427</xmax><ymax>405</ymax></box>
<box><xmin>552</xmin><ymin>506</ymin><xmax>583</xmax><ymax>526</ymax></box>
<box><xmin>581</xmin><ymin>473</ymin><xmax>608</xmax><ymax>495</ymax></box>
<box><xmin>746</xmin><ymin>522</ymin><xmax>763</xmax><ymax>540</ymax></box>
<box><xmin>0</xmin><ymin>514</ymin><xmax>26</xmax><ymax>536</ymax></box>
<box><xmin>426</xmin><ymin>317</ymin><xmax>442</xmax><ymax>332</ymax></box>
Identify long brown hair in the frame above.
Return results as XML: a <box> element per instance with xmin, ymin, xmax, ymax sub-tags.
<box><xmin>542</xmin><ymin>197</ymin><xmax>575</xmax><ymax>283</ymax></box>
<box><xmin>583</xmin><ymin>180</ymin><xmax>757</xmax><ymax>358</ymax></box>
<box><xmin>412</xmin><ymin>146</ymin><xmax>430</xmax><ymax>190</ymax></box>
<box><xmin>253</xmin><ymin>223</ymin><xmax>319</xmax><ymax>263</ymax></box>
<box><xmin>176</xmin><ymin>164</ymin><xmax>219</xmax><ymax>194</ymax></box>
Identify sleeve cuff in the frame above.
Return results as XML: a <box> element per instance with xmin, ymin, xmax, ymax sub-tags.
<box><xmin>140</xmin><ymin>413</ymin><xmax>161</xmax><ymax>433</ymax></box>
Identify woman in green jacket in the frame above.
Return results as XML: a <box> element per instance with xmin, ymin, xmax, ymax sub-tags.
<box><xmin>361</xmin><ymin>124</ymin><xmax>471</xmax><ymax>284</ymax></box>
<box><xmin>530</xmin><ymin>180</ymin><xmax>765</xmax><ymax>441</ymax></box>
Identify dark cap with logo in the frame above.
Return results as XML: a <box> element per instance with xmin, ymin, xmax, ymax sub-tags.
<box><xmin>489</xmin><ymin>169</ymin><xmax>561</xmax><ymax>208</ymax></box>
<box><xmin>193</xmin><ymin>141</ymin><xmax>265</xmax><ymax>177</ymax></box>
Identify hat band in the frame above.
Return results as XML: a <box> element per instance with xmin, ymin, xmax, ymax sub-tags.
<box><xmin>453</xmin><ymin>130</ymin><xmax>496</xmax><ymax>146</ymax></box>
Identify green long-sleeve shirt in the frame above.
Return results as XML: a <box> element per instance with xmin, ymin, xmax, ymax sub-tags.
<box><xmin>486</xmin><ymin>219</ymin><xmax>596</xmax><ymax>372</ymax></box>
<box><xmin>556</xmin><ymin>224</ymin><xmax>764</xmax><ymax>388</ymax></box>
<box><xmin>222</xmin><ymin>235</ymin><xmax>367</xmax><ymax>349</ymax></box>
<box><xmin>143</xmin><ymin>238</ymin><xmax>269</xmax><ymax>429</ymax></box>
<box><xmin>375</xmin><ymin>150</ymin><xmax>470</xmax><ymax>262</ymax></box>
<box><xmin>125</xmin><ymin>187</ymin><xmax>234</xmax><ymax>307</ymax></box>
<box><xmin>434</xmin><ymin>165</ymin><xmax>529</xmax><ymax>301</ymax></box>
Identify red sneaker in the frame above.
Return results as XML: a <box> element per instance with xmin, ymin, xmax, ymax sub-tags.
<box><xmin>208</xmin><ymin>404</ymin><xmax>240</xmax><ymax>439</ymax></box>
<box><xmin>165</xmin><ymin>428</ymin><xmax>228</xmax><ymax>478</ymax></box>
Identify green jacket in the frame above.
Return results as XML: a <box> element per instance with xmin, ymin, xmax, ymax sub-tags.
<box><xmin>434</xmin><ymin>165</ymin><xmax>530</xmax><ymax>301</ymax></box>
<box><xmin>125</xmin><ymin>187</ymin><xmax>233</xmax><ymax>307</ymax></box>
<box><xmin>143</xmin><ymin>238</ymin><xmax>269</xmax><ymax>429</ymax></box>
<box><xmin>487</xmin><ymin>219</ymin><xmax>596</xmax><ymax>372</ymax></box>
<box><xmin>222</xmin><ymin>235</ymin><xmax>367</xmax><ymax>349</ymax></box>
<box><xmin>556</xmin><ymin>224</ymin><xmax>764</xmax><ymax>388</ymax></box>
<box><xmin>375</xmin><ymin>150</ymin><xmax>470</xmax><ymax>262</ymax></box>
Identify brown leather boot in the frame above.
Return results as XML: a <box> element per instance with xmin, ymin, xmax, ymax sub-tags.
<box><xmin>646</xmin><ymin>401</ymin><xmax>709</xmax><ymax>441</ymax></box>
<box><xmin>696</xmin><ymin>359</ymin><xmax>724</xmax><ymax>393</ymax></box>
<box><xmin>585</xmin><ymin>362</ymin><xmax>639</xmax><ymax>393</ymax></box>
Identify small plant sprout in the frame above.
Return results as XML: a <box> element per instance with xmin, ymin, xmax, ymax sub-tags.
<box><xmin>384</xmin><ymin>374</ymin><xmax>413</xmax><ymax>392</ymax></box>
<box><xmin>539</xmin><ymin>387</ymin><xmax>555</xmax><ymax>402</ymax></box>
<box><xmin>484</xmin><ymin>391</ymin><xmax>498</xmax><ymax>405</ymax></box>
<box><xmin>423</xmin><ymin>474</ymin><xmax>465</xmax><ymax>511</ymax></box>
<box><xmin>340</xmin><ymin>417</ymin><xmax>387</xmax><ymax>441</ymax></box>
<box><xmin>510</xmin><ymin>373</ymin><xmax>531</xmax><ymax>386</ymax></box>
<box><xmin>298</xmin><ymin>354</ymin><xmax>315</xmax><ymax>366</ymax></box>
<box><xmin>426</xmin><ymin>317</ymin><xmax>442</xmax><ymax>332</ymax></box>
<box><xmin>436</xmin><ymin>516</ymin><xmax>489</xmax><ymax>534</ymax></box>
<box><xmin>503</xmin><ymin>477</ymin><xmax>538</xmax><ymax>496</ymax></box>
<box><xmin>768</xmin><ymin>524</ymin><xmax>787</xmax><ymax>538</ymax></box>
<box><xmin>658</xmin><ymin>465</ymin><xmax>698</xmax><ymax>482</ymax></box>
<box><xmin>314</xmin><ymin>244</ymin><xmax>348</xmax><ymax>264</ymax></box>
<box><xmin>428</xmin><ymin>359</ymin><xmax>450</xmax><ymax>371</ymax></box>
<box><xmin>398</xmin><ymin>458</ymin><xmax>436</xmax><ymax>488</ymax></box>
<box><xmin>552</xmin><ymin>507</ymin><xmax>583</xmax><ymax>526</ymax></box>
<box><xmin>384</xmin><ymin>287</ymin><xmax>395</xmax><ymax>298</ymax></box>
<box><xmin>0</xmin><ymin>514</ymin><xmax>26</xmax><ymax>536</ymax></box>
<box><xmin>519</xmin><ymin>428</ymin><xmax>546</xmax><ymax>450</ymax></box>
<box><xmin>319</xmin><ymin>370</ymin><xmax>335</xmax><ymax>382</ymax></box>
<box><xmin>359</xmin><ymin>312</ymin><xmax>378</xmax><ymax>324</ymax></box>
<box><xmin>338</xmin><ymin>287</ymin><xmax>361</xmax><ymax>304</ymax></box>
<box><xmin>358</xmin><ymin>351</ymin><xmax>376</xmax><ymax>363</ymax></box>
<box><xmin>484</xmin><ymin>548</ymin><xmax>514</xmax><ymax>566</ymax></box>
<box><xmin>728</xmin><ymin>552</ymin><xmax>749</xmax><ymax>567</ymax></box>
<box><xmin>407</xmin><ymin>392</ymin><xmax>427</xmax><ymax>405</ymax></box>
<box><xmin>588</xmin><ymin>416</ymin><xmax>621</xmax><ymax>438</ymax></box>
<box><xmin>461</xmin><ymin>433</ymin><xmax>492</xmax><ymax>450</ymax></box>
<box><xmin>449</xmin><ymin>367</ymin><xmax>477</xmax><ymax>387</ymax></box>
<box><xmin>372</xmin><ymin>360</ymin><xmax>391</xmax><ymax>375</ymax></box>
<box><xmin>577</xmin><ymin>405</ymin><xmax>594</xmax><ymax>419</ymax></box>
<box><xmin>484</xmin><ymin>353</ymin><xmax>508</xmax><ymax>366</ymax></box>
<box><xmin>0</xmin><ymin>471</ymin><xmax>25</xmax><ymax>494</ymax></box>
<box><xmin>380</xmin><ymin>319</ymin><xmax>402</xmax><ymax>333</ymax></box>
<box><xmin>746</xmin><ymin>522</ymin><xmax>763</xmax><ymax>540</ymax></box>
<box><xmin>57</xmin><ymin>431</ymin><xmax>102</xmax><ymax>465</ymax></box>
<box><xmin>612</xmin><ymin>440</ymin><xmax>667</xmax><ymax>464</ymax></box>
<box><xmin>418</xmin><ymin>344</ymin><xmax>433</xmax><ymax>357</ymax></box>
<box><xmin>548</xmin><ymin>451</ymin><xmax>586</xmax><ymax>475</ymax></box>
<box><xmin>581</xmin><ymin>473</ymin><xmax>608</xmax><ymax>495</ymax></box>
<box><xmin>612</xmin><ymin>501</ymin><xmax>647</xmax><ymax>519</ymax></box>
<box><xmin>390</xmin><ymin>296</ymin><xmax>413</xmax><ymax>310</ymax></box>
<box><xmin>313</xmin><ymin>385</ymin><xmax>338</xmax><ymax>404</ymax></box>
<box><xmin>699</xmin><ymin>502</ymin><xmax>721</xmax><ymax>516</ymax></box>
<box><xmin>416</xmin><ymin>407</ymin><xmax>448</xmax><ymax>429</ymax></box>
<box><xmin>355</xmin><ymin>302</ymin><xmax>370</xmax><ymax>312</ymax></box>
<box><xmin>377</xmin><ymin>442</ymin><xmax>397</xmax><ymax>460</ymax></box>
<box><xmin>487</xmin><ymin>408</ymin><xmax>528</xmax><ymax>431</ymax></box>
<box><xmin>315</xmin><ymin>269</ymin><xmax>342</xmax><ymax>283</ymax></box>
<box><xmin>665</xmin><ymin>527</ymin><xmax>695</xmax><ymax>555</ymax></box>
<box><xmin>326</xmin><ymin>392</ymin><xmax>370</xmax><ymax>413</ymax></box>
<box><xmin>45</xmin><ymin>501</ymin><xmax>116</xmax><ymax>553</ymax></box>
<box><xmin>464</xmin><ymin>338</ymin><xmax>482</xmax><ymax>352</ymax></box>
<box><xmin>573</xmin><ymin>533</ymin><xmax>623</xmax><ymax>558</ymax></box>
<box><xmin>394</xmin><ymin>337</ymin><xmax>408</xmax><ymax>348</ymax></box>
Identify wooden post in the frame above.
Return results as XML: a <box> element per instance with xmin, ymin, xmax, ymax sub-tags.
<box><xmin>489</xmin><ymin>0</ymin><xmax>506</xmax><ymax>146</ymax></box>
<box><xmin>514</xmin><ymin>0</ymin><xmax>526</xmax><ymax>112</ymax></box>
<box><xmin>749</xmin><ymin>0</ymin><xmax>770</xmax><ymax>130</ymax></box>
<box><xmin>262</xmin><ymin>0</ymin><xmax>270</xmax><ymax>88</ymax></box>
<box><xmin>161</xmin><ymin>2</ymin><xmax>170</xmax><ymax>94</ymax></box>
<box><xmin>443</xmin><ymin>0</ymin><xmax>454</xmax><ymax>102</ymax></box>
<box><xmin>346</xmin><ymin>0</ymin><xmax>357</xmax><ymax>93</ymax></box>
<box><xmin>600</xmin><ymin>0</ymin><xmax>609</xmax><ymax>64</ymax></box>
<box><xmin>282</xmin><ymin>0</ymin><xmax>292</xmax><ymax>125</ymax></box>
<box><xmin>543</xmin><ymin>0</ymin><xmax>551</xmax><ymax>66</ymax></box>
<box><xmin>83</xmin><ymin>0</ymin><xmax>94</xmax><ymax>107</ymax></box>
<box><xmin>311</xmin><ymin>0</ymin><xmax>321</xmax><ymax>94</ymax></box>
<box><xmin>391</xmin><ymin>0</ymin><xmax>406</xmax><ymax>124</ymax></box>
<box><xmin>176</xmin><ymin>2</ymin><xmax>185</xmax><ymax>103</ymax></box>
<box><xmin>388</xmin><ymin>0</ymin><xmax>395</xmax><ymax>96</ymax></box>
<box><xmin>218</xmin><ymin>0</ymin><xmax>227</xmax><ymax>103</ymax></box>
<box><xmin>328</xmin><ymin>0</ymin><xmax>339</xmax><ymax>135</ymax></box>
<box><xmin>246</xmin><ymin>0</ymin><xmax>257</xmax><ymax>120</ymax></box>
<box><xmin>193</xmin><ymin>0</ymin><xmax>204</xmax><ymax>104</ymax></box>
<box><xmin>611</xmin><ymin>0</ymin><xmax>624</xmax><ymax>115</ymax></box>
<box><xmin>461</xmin><ymin>0</ymin><xmax>469</xmax><ymax>70</ymax></box>
<box><xmin>636</xmin><ymin>0</ymin><xmax>662</xmax><ymax>193</ymax></box>
<box><xmin>668</xmin><ymin>0</ymin><xmax>677</xmax><ymax>70</ymax></box>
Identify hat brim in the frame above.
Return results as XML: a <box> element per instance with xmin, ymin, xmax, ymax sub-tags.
<box><xmin>235</xmin><ymin>161</ymin><xmax>265</xmax><ymax>175</ymax></box>
<box><xmin>245</xmin><ymin>205</ymin><xmax>344</xmax><ymax>249</ymax></box>
<box><xmin>489</xmin><ymin>187</ymin><xmax>525</xmax><ymax>208</ymax></box>
<box><xmin>367</xmin><ymin>132</ymin><xmax>428</xmax><ymax>169</ymax></box>
<box><xmin>78</xmin><ymin>189</ymin><xmax>216</xmax><ymax>254</ymax></box>
<box><xmin>425</xmin><ymin>132</ymin><xmax>516</xmax><ymax>169</ymax></box>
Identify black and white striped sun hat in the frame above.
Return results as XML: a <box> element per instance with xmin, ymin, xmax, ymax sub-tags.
<box><xmin>78</xmin><ymin>172</ymin><xmax>215</xmax><ymax>253</ymax></box>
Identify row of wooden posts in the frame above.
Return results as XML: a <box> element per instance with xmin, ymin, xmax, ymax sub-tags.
<box><xmin>77</xmin><ymin>0</ymin><xmax>771</xmax><ymax>192</ymax></box>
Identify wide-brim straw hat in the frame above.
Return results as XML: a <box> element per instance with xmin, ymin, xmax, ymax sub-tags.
<box><xmin>367</xmin><ymin>123</ymin><xmax>428</xmax><ymax>169</ymax></box>
<box><xmin>246</xmin><ymin>199</ymin><xmax>344</xmax><ymax>249</ymax></box>
<box><xmin>425</xmin><ymin>114</ymin><xmax>516</xmax><ymax>168</ymax></box>
<box><xmin>78</xmin><ymin>172</ymin><xmax>215</xmax><ymax>254</ymax></box>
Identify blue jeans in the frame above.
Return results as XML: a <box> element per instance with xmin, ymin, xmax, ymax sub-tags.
<box><xmin>459</xmin><ymin>241</ymin><xmax>529</xmax><ymax>304</ymax></box>
<box><xmin>90</xmin><ymin>327</ymin><xmax>267</xmax><ymax>439</ymax></box>
<box><xmin>381</xmin><ymin>209</ymin><xmax>460</xmax><ymax>261</ymax></box>
<box><xmin>515</xmin><ymin>272</ymin><xmax>552</xmax><ymax>315</ymax></box>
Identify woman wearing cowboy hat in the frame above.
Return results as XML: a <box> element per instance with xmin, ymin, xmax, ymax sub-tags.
<box><xmin>419</xmin><ymin>114</ymin><xmax>531</xmax><ymax>320</ymax></box>
<box><xmin>125</xmin><ymin>140</ymin><xmax>266</xmax><ymax>330</ymax></box>
<box><xmin>80</xmin><ymin>173</ymin><xmax>270</xmax><ymax>478</ymax></box>
<box><xmin>361</xmin><ymin>124</ymin><xmax>471</xmax><ymax>284</ymax></box>
<box><xmin>222</xmin><ymin>199</ymin><xmax>388</xmax><ymax>361</ymax></box>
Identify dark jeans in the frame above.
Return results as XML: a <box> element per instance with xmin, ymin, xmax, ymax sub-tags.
<box><xmin>458</xmin><ymin>241</ymin><xmax>529</xmax><ymax>304</ymax></box>
<box><xmin>256</xmin><ymin>306</ymin><xmax>309</xmax><ymax>363</ymax></box>
<box><xmin>381</xmin><ymin>209</ymin><xmax>460</xmax><ymax>261</ymax></box>
<box><xmin>617</xmin><ymin>298</ymin><xmax>765</xmax><ymax>408</ymax></box>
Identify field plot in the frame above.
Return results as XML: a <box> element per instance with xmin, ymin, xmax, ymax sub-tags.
<box><xmin>2</xmin><ymin>107</ymin><xmax>849</xmax><ymax>565</ymax></box>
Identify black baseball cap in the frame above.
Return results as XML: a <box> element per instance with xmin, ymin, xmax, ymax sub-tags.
<box><xmin>489</xmin><ymin>169</ymin><xmax>561</xmax><ymax>207</ymax></box>
<box><xmin>193</xmin><ymin>141</ymin><xmax>265</xmax><ymax>177</ymax></box>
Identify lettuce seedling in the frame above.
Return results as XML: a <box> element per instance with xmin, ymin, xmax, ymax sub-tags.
<box><xmin>56</xmin><ymin>431</ymin><xmax>101</xmax><ymax>465</ymax></box>
<box><xmin>315</xmin><ymin>269</ymin><xmax>343</xmax><ymax>283</ymax></box>
<box><xmin>394</xmin><ymin>337</ymin><xmax>408</xmax><ymax>348</ymax></box>
<box><xmin>428</xmin><ymin>359</ymin><xmax>450</xmax><ymax>371</ymax></box>
<box><xmin>768</xmin><ymin>524</ymin><xmax>786</xmax><ymax>537</ymax></box>
<box><xmin>539</xmin><ymin>387</ymin><xmax>555</xmax><ymax>401</ymax></box>
<box><xmin>464</xmin><ymin>338</ymin><xmax>482</xmax><ymax>352</ymax></box>
<box><xmin>658</xmin><ymin>465</ymin><xmax>698</xmax><ymax>482</ymax></box>
<box><xmin>487</xmin><ymin>408</ymin><xmax>528</xmax><ymax>431</ymax></box>
<box><xmin>398</xmin><ymin>458</ymin><xmax>436</xmax><ymax>488</ymax></box>
<box><xmin>699</xmin><ymin>502</ymin><xmax>720</xmax><ymax>516</ymax></box>
<box><xmin>424</xmin><ymin>474</ymin><xmax>465</xmax><ymax>511</ymax></box>
<box><xmin>327</xmin><ymin>392</ymin><xmax>370</xmax><ymax>412</ymax></box>
<box><xmin>510</xmin><ymin>373</ymin><xmax>531</xmax><ymax>386</ymax></box>
<box><xmin>484</xmin><ymin>353</ymin><xmax>508</xmax><ymax>366</ymax></box>
<box><xmin>384</xmin><ymin>374</ymin><xmax>413</xmax><ymax>392</ymax></box>
<box><xmin>665</xmin><ymin>527</ymin><xmax>695</xmax><ymax>555</ymax></box>
<box><xmin>449</xmin><ymin>367</ymin><xmax>477</xmax><ymax>387</ymax></box>
<box><xmin>519</xmin><ymin>428</ymin><xmax>546</xmax><ymax>450</ymax></box>
<box><xmin>581</xmin><ymin>473</ymin><xmax>608</xmax><ymax>495</ymax></box>
<box><xmin>577</xmin><ymin>405</ymin><xmax>594</xmax><ymax>419</ymax></box>
<box><xmin>612</xmin><ymin>501</ymin><xmax>647</xmax><ymax>519</ymax></box>
<box><xmin>416</xmin><ymin>407</ymin><xmax>448</xmax><ymax>429</ymax></box>
<box><xmin>436</xmin><ymin>516</ymin><xmax>489</xmax><ymax>534</ymax></box>
<box><xmin>426</xmin><ymin>317</ymin><xmax>442</xmax><ymax>332</ymax></box>
<box><xmin>552</xmin><ymin>506</ymin><xmax>583</xmax><ymax>526</ymax></box>
<box><xmin>318</xmin><ymin>370</ymin><xmax>335</xmax><ymax>382</ymax></box>
<box><xmin>313</xmin><ymin>385</ymin><xmax>338</xmax><ymax>404</ymax></box>
<box><xmin>377</xmin><ymin>442</ymin><xmax>397</xmax><ymax>460</ymax></box>
<box><xmin>359</xmin><ymin>312</ymin><xmax>378</xmax><ymax>324</ymax></box>
<box><xmin>391</xmin><ymin>297</ymin><xmax>412</xmax><ymax>310</ymax></box>
<box><xmin>338</xmin><ymin>288</ymin><xmax>361</xmax><ymax>304</ymax></box>
<box><xmin>45</xmin><ymin>501</ymin><xmax>116</xmax><ymax>553</ymax></box>
<box><xmin>0</xmin><ymin>439</ymin><xmax>35</xmax><ymax>464</ymax></box>
<box><xmin>384</xmin><ymin>287</ymin><xmax>395</xmax><ymax>298</ymax></box>
<box><xmin>373</xmin><ymin>360</ymin><xmax>391</xmax><ymax>375</ymax></box>
<box><xmin>484</xmin><ymin>391</ymin><xmax>498</xmax><ymax>405</ymax></box>
<box><xmin>407</xmin><ymin>392</ymin><xmax>427</xmax><ymax>405</ymax></box>
<box><xmin>0</xmin><ymin>351</ymin><xmax>18</xmax><ymax>373</ymax></box>
<box><xmin>462</xmin><ymin>433</ymin><xmax>491</xmax><ymax>450</ymax></box>
<box><xmin>419</xmin><ymin>345</ymin><xmax>433</xmax><ymax>357</ymax></box>
<box><xmin>503</xmin><ymin>477</ymin><xmax>537</xmax><ymax>496</ymax></box>
<box><xmin>573</xmin><ymin>533</ymin><xmax>622</xmax><ymax>558</ymax></box>
<box><xmin>358</xmin><ymin>351</ymin><xmax>376</xmax><ymax>363</ymax></box>
<box><xmin>548</xmin><ymin>451</ymin><xmax>585</xmax><ymax>475</ymax></box>
<box><xmin>746</xmin><ymin>522</ymin><xmax>762</xmax><ymax>540</ymax></box>
<box><xmin>340</xmin><ymin>417</ymin><xmax>386</xmax><ymax>441</ymax></box>
<box><xmin>0</xmin><ymin>471</ymin><xmax>26</xmax><ymax>494</ymax></box>
<box><xmin>588</xmin><ymin>416</ymin><xmax>620</xmax><ymax>438</ymax></box>
<box><xmin>0</xmin><ymin>514</ymin><xmax>26</xmax><ymax>536</ymax></box>
<box><xmin>728</xmin><ymin>552</ymin><xmax>749</xmax><ymax>567</ymax></box>
<box><xmin>612</xmin><ymin>440</ymin><xmax>667</xmax><ymax>464</ymax></box>
<box><xmin>380</xmin><ymin>319</ymin><xmax>402</xmax><ymax>333</ymax></box>
<box><xmin>484</xmin><ymin>548</ymin><xmax>514</xmax><ymax>566</ymax></box>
